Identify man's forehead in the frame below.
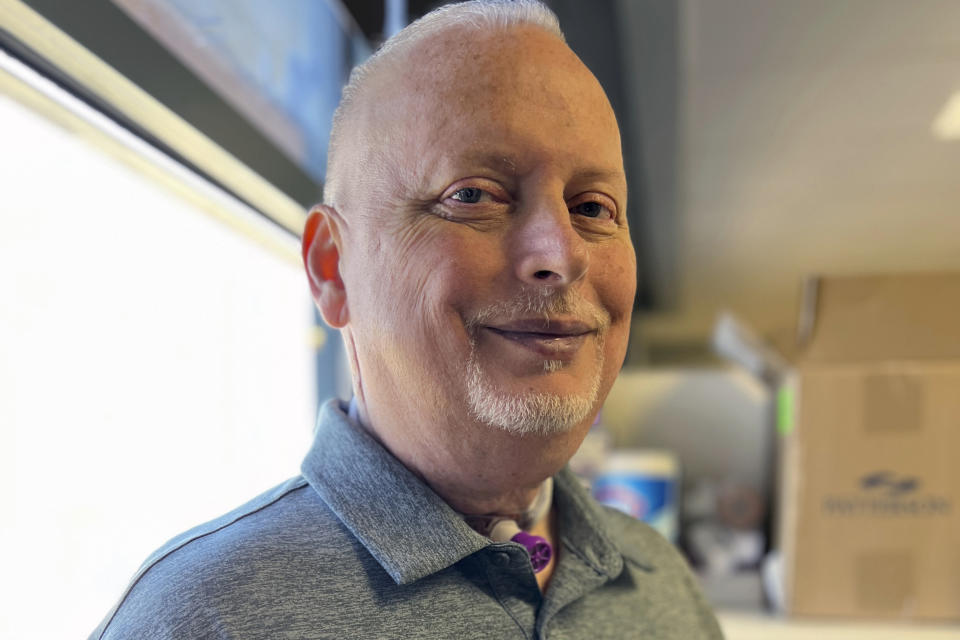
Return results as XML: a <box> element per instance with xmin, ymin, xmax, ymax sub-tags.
<box><xmin>372</xmin><ymin>24</ymin><xmax>589</xmax><ymax>104</ymax></box>
<box><xmin>375</xmin><ymin>31</ymin><xmax>614</xmax><ymax>126</ymax></box>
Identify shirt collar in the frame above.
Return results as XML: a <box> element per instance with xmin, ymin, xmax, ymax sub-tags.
<box><xmin>301</xmin><ymin>399</ymin><xmax>489</xmax><ymax>585</ymax></box>
<box><xmin>301</xmin><ymin>398</ymin><xmax>641</xmax><ymax>585</ymax></box>
<box><xmin>553</xmin><ymin>466</ymin><xmax>626</xmax><ymax>578</ymax></box>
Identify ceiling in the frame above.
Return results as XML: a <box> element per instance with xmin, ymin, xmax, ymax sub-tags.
<box><xmin>640</xmin><ymin>0</ymin><xmax>960</xmax><ymax>358</ymax></box>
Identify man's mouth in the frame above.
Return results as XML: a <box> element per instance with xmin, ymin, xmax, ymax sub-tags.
<box><xmin>484</xmin><ymin>318</ymin><xmax>595</xmax><ymax>359</ymax></box>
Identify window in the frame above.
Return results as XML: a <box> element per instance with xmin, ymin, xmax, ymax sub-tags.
<box><xmin>0</xmin><ymin>2</ymin><xmax>367</xmax><ymax>636</ymax></box>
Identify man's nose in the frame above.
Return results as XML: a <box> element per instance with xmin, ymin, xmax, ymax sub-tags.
<box><xmin>510</xmin><ymin>197</ymin><xmax>588</xmax><ymax>288</ymax></box>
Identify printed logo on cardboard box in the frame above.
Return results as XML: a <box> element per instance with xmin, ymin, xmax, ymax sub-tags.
<box><xmin>821</xmin><ymin>471</ymin><xmax>952</xmax><ymax>517</ymax></box>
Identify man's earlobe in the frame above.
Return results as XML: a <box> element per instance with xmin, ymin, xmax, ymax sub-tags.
<box><xmin>302</xmin><ymin>205</ymin><xmax>349</xmax><ymax>328</ymax></box>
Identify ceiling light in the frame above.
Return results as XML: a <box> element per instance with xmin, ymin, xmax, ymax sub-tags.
<box><xmin>932</xmin><ymin>91</ymin><xmax>960</xmax><ymax>141</ymax></box>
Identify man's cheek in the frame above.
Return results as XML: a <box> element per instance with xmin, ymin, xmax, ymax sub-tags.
<box><xmin>595</xmin><ymin>250</ymin><xmax>637</xmax><ymax>319</ymax></box>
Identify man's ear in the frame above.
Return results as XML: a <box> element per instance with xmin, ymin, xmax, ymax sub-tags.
<box><xmin>302</xmin><ymin>205</ymin><xmax>349</xmax><ymax>328</ymax></box>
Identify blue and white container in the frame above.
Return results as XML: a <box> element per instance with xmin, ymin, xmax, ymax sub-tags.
<box><xmin>593</xmin><ymin>450</ymin><xmax>680</xmax><ymax>542</ymax></box>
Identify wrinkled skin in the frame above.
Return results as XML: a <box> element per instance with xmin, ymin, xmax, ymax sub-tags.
<box><xmin>303</xmin><ymin>26</ymin><xmax>636</xmax><ymax>542</ymax></box>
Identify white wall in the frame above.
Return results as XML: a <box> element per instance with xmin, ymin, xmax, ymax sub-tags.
<box><xmin>603</xmin><ymin>367</ymin><xmax>770</xmax><ymax>492</ymax></box>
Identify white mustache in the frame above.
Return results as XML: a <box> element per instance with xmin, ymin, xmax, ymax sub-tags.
<box><xmin>465</xmin><ymin>289</ymin><xmax>610</xmax><ymax>334</ymax></box>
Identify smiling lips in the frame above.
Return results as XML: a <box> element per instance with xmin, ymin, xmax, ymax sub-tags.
<box><xmin>485</xmin><ymin>318</ymin><xmax>596</xmax><ymax>359</ymax></box>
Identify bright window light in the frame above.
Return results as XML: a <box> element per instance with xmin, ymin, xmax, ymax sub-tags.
<box><xmin>0</xmin><ymin>89</ymin><xmax>316</xmax><ymax>638</ymax></box>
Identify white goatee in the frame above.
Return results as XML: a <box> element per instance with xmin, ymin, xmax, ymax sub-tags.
<box><xmin>464</xmin><ymin>289</ymin><xmax>607</xmax><ymax>436</ymax></box>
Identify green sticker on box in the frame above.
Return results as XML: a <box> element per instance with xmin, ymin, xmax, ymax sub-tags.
<box><xmin>777</xmin><ymin>385</ymin><xmax>795</xmax><ymax>436</ymax></box>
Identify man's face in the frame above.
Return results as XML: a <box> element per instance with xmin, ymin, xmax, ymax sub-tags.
<box><xmin>339</xmin><ymin>26</ymin><xmax>636</xmax><ymax>440</ymax></box>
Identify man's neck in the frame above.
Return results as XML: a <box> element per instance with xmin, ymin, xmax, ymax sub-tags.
<box><xmin>349</xmin><ymin>394</ymin><xmax>562</xmax><ymax>590</ymax></box>
<box><xmin>349</xmin><ymin>394</ymin><xmax>573</xmax><ymax>515</ymax></box>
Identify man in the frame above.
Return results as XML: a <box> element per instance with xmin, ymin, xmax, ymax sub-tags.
<box><xmin>92</xmin><ymin>1</ymin><xmax>722</xmax><ymax>638</ymax></box>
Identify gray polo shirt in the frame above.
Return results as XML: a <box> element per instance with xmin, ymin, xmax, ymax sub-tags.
<box><xmin>91</xmin><ymin>400</ymin><xmax>722</xmax><ymax>639</ymax></box>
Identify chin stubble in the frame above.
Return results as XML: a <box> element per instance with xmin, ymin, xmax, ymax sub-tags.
<box><xmin>464</xmin><ymin>290</ymin><xmax>607</xmax><ymax>437</ymax></box>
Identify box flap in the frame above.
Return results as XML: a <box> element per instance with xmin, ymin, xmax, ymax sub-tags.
<box><xmin>799</xmin><ymin>272</ymin><xmax>960</xmax><ymax>363</ymax></box>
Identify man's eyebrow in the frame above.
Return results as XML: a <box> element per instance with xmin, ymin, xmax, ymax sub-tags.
<box><xmin>455</xmin><ymin>151</ymin><xmax>519</xmax><ymax>174</ymax></box>
<box><xmin>573</xmin><ymin>168</ymin><xmax>626</xmax><ymax>184</ymax></box>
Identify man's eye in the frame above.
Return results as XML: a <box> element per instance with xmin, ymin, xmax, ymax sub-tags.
<box><xmin>570</xmin><ymin>201</ymin><xmax>613</xmax><ymax>220</ymax></box>
<box><xmin>450</xmin><ymin>187</ymin><xmax>486</xmax><ymax>204</ymax></box>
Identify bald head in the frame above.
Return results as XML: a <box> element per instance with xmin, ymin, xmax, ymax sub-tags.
<box><xmin>323</xmin><ymin>0</ymin><xmax>571</xmax><ymax>212</ymax></box>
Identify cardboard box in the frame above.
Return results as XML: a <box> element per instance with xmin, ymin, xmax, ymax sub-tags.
<box><xmin>778</xmin><ymin>273</ymin><xmax>960</xmax><ymax>621</ymax></box>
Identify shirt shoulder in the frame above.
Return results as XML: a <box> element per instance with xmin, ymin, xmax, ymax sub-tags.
<box><xmin>89</xmin><ymin>476</ymin><xmax>366</xmax><ymax>640</ymax></box>
<box><xmin>598</xmin><ymin>504</ymin><xmax>682</xmax><ymax>569</ymax></box>
<box><xmin>597</xmin><ymin>505</ymin><xmax>725</xmax><ymax>639</ymax></box>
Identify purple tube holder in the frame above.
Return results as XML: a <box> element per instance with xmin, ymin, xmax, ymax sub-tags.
<box><xmin>511</xmin><ymin>531</ymin><xmax>552</xmax><ymax>573</ymax></box>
